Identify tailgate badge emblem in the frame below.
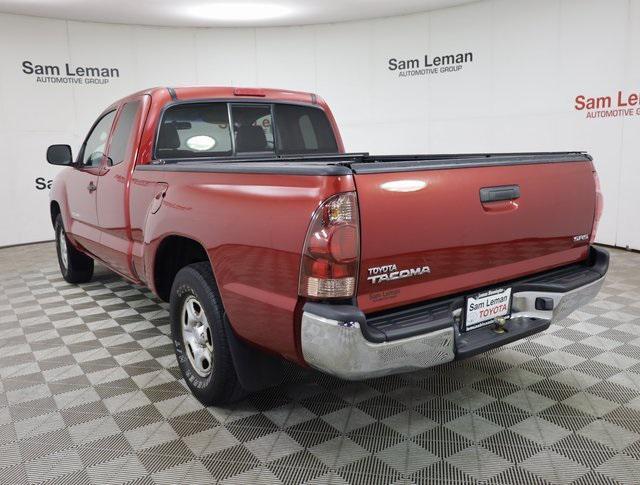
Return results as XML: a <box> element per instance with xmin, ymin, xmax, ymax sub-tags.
<box><xmin>573</xmin><ymin>234</ymin><xmax>589</xmax><ymax>242</ymax></box>
<box><xmin>367</xmin><ymin>264</ymin><xmax>431</xmax><ymax>284</ymax></box>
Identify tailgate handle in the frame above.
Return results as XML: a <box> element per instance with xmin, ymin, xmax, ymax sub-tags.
<box><xmin>480</xmin><ymin>185</ymin><xmax>520</xmax><ymax>203</ymax></box>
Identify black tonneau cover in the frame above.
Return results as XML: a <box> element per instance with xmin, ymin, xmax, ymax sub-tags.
<box><xmin>348</xmin><ymin>151</ymin><xmax>591</xmax><ymax>174</ymax></box>
<box><xmin>136</xmin><ymin>151</ymin><xmax>591</xmax><ymax>176</ymax></box>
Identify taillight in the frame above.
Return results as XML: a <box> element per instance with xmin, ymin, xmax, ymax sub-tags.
<box><xmin>299</xmin><ymin>192</ymin><xmax>360</xmax><ymax>299</ymax></box>
<box><xmin>590</xmin><ymin>171</ymin><xmax>603</xmax><ymax>244</ymax></box>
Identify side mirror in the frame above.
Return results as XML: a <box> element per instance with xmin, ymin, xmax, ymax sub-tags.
<box><xmin>47</xmin><ymin>145</ymin><xmax>73</xmax><ymax>165</ymax></box>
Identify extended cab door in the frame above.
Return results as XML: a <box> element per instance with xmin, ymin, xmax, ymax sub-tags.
<box><xmin>95</xmin><ymin>95</ymin><xmax>150</xmax><ymax>279</ymax></box>
<box><xmin>65</xmin><ymin>110</ymin><xmax>116</xmax><ymax>257</ymax></box>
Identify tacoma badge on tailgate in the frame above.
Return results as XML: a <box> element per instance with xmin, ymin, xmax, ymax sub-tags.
<box><xmin>367</xmin><ymin>264</ymin><xmax>431</xmax><ymax>284</ymax></box>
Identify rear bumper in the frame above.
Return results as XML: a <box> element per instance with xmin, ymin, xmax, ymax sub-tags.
<box><xmin>301</xmin><ymin>246</ymin><xmax>608</xmax><ymax>380</ymax></box>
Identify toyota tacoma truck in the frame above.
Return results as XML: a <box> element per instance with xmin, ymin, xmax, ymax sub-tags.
<box><xmin>47</xmin><ymin>86</ymin><xmax>608</xmax><ymax>404</ymax></box>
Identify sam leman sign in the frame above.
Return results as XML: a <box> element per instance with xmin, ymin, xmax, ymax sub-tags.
<box><xmin>387</xmin><ymin>51</ymin><xmax>473</xmax><ymax>77</ymax></box>
<box><xmin>22</xmin><ymin>60</ymin><xmax>120</xmax><ymax>85</ymax></box>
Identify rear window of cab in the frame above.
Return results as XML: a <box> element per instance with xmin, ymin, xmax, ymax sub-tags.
<box><xmin>155</xmin><ymin>102</ymin><xmax>338</xmax><ymax>160</ymax></box>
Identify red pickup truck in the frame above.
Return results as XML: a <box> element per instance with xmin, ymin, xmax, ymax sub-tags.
<box><xmin>47</xmin><ymin>86</ymin><xmax>608</xmax><ymax>404</ymax></box>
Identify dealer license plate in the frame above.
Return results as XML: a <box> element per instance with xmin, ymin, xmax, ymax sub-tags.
<box><xmin>463</xmin><ymin>287</ymin><xmax>512</xmax><ymax>332</ymax></box>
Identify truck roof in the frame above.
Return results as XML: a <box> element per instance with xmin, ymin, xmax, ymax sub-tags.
<box><xmin>110</xmin><ymin>86</ymin><xmax>319</xmax><ymax>109</ymax></box>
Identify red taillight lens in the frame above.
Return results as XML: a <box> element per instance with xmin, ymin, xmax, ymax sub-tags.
<box><xmin>590</xmin><ymin>171</ymin><xmax>603</xmax><ymax>244</ymax></box>
<box><xmin>299</xmin><ymin>192</ymin><xmax>360</xmax><ymax>299</ymax></box>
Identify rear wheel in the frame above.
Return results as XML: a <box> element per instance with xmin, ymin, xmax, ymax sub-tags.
<box><xmin>54</xmin><ymin>214</ymin><xmax>94</xmax><ymax>284</ymax></box>
<box><xmin>181</xmin><ymin>295</ymin><xmax>215</xmax><ymax>377</ymax></box>
<box><xmin>170</xmin><ymin>262</ymin><xmax>244</xmax><ymax>405</ymax></box>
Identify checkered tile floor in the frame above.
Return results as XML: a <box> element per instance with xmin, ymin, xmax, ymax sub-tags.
<box><xmin>1</xmin><ymin>243</ymin><xmax>639</xmax><ymax>485</ymax></box>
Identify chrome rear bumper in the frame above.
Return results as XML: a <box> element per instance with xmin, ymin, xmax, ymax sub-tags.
<box><xmin>301</xmin><ymin>313</ymin><xmax>455</xmax><ymax>380</ymax></box>
<box><xmin>301</xmin><ymin>273</ymin><xmax>606</xmax><ymax>381</ymax></box>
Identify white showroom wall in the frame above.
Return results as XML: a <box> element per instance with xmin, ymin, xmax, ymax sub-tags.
<box><xmin>0</xmin><ymin>0</ymin><xmax>639</xmax><ymax>249</ymax></box>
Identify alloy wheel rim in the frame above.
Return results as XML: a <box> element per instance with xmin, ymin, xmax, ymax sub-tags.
<box><xmin>58</xmin><ymin>229</ymin><xmax>69</xmax><ymax>270</ymax></box>
<box><xmin>181</xmin><ymin>295</ymin><xmax>214</xmax><ymax>377</ymax></box>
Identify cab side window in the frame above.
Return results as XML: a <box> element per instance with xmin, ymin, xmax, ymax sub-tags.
<box><xmin>108</xmin><ymin>102</ymin><xmax>141</xmax><ymax>165</ymax></box>
<box><xmin>81</xmin><ymin>111</ymin><xmax>116</xmax><ymax>167</ymax></box>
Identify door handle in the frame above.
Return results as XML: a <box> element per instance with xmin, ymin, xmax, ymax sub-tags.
<box><xmin>479</xmin><ymin>185</ymin><xmax>520</xmax><ymax>203</ymax></box>
<box><xmin>87</xmin><ymin>181</ymin><xmax>97</xmax><ymax>193</ymax></box>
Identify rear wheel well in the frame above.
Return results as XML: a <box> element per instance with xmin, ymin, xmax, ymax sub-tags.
<box><xmin>153</xmin><ymin>236</ymin><xmax>210</xmax><ymax>302</ymax></box>
<box><xmin>50</xmin><ymin>201</ymin><xmax>61</xmax><ymax>227</ymax></box>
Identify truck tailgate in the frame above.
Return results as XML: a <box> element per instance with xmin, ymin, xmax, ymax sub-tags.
<box><xmin>352</xmin><ymin>155</ymin><xmax>597</xmax><ymax>313</ymax></box>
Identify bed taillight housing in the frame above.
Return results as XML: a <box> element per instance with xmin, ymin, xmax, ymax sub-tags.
<box><xmin>299</xmin><ymin>192</ymin><xmax>360</xmax><ymax>299</ymax></box>
<box><xmin>590</xmin><ymin>171</ymin><xmax>603</xmax><ymax>244</ymax></box>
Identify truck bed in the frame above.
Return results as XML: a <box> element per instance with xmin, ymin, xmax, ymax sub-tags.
<box><xmin>137</xmin><ymin>151</ymin><xmax>596</xmax><ymax>314</ymax></box>
<box><xmin>137</xmin><ymin>151</ymin><xmax>591</xmax><ymax>175</ymax></box>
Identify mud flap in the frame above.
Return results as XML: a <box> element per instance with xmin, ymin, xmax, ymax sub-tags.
<box><xmin>223</xmin><ymin>315</ymin><xmax>284</xmax><ymax>392</ymax></box>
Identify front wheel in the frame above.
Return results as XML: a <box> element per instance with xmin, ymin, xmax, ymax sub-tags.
<box><xmin>170</xmin><ymin>262</ymin><xmax>244</xmax><ymax>405</ymax></box>
<box><xmin>54</xmin><ymin>214</ymin><xmax>94</xmax><ymax>284</ymax></box>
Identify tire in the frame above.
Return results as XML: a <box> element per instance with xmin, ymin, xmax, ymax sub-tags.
<box><xmin>54</xmin><ymin>214</ymin><xmax>94</xmax><ymax>284</ymax></box>
<box><xmin>170</xmin><ymin>262</ymin><xmax>245</xmax><ymax>405</ymax></box>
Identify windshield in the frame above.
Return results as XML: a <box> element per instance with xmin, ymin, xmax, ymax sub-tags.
<box><xmin>155</xmin><ymin>102</ymin><xmax>338</xmax><ymax>159</ymax></box>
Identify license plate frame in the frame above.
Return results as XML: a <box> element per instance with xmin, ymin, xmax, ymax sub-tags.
<box><xmin>463</xmin><ymin>287</ymin><xmax>512</xmax><ymax>332</ymax></box>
